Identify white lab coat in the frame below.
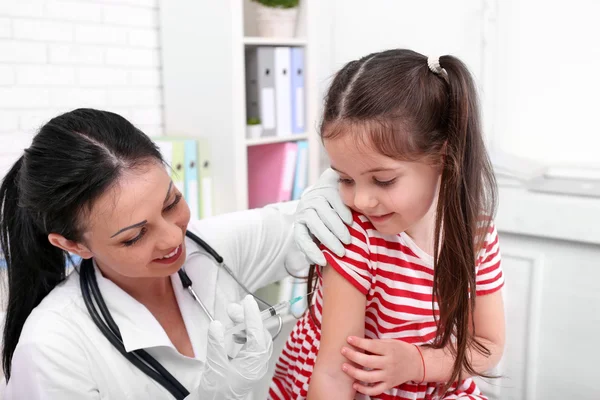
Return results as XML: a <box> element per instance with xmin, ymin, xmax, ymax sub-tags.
<box><xmin>3</xmin><ymin>203</ymin><xmax>307</xmax><ymax>399</ymax></box>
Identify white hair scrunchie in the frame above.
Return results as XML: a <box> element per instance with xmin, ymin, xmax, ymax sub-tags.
<box><xmin>427</xmin><ymin>56</ymin><xmax>447</xmax><ymax>78</ymax></box>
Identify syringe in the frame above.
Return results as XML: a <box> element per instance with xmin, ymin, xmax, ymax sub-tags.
<box><xmin>225</xmin><ymin>294</ymin><xmax>306</xmax><ymax>336</ymax></box>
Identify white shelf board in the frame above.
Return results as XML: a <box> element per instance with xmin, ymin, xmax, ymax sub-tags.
<box><xmin>244</xmin><ymin>36</ymin><xmax>307</xmax><ymax>46</ymax></box>
<box><xmin>246</xmin><ymin>134</ymin><xmax>308</xmax><ymax>147</ymax></box>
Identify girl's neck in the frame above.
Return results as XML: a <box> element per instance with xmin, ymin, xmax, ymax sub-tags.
<box><xmin>404</xmin><ymin>188</ymin><xmax>439</xmax><ymax>258</ymax></box>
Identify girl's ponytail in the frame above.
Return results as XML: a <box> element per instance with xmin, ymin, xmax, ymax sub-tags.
<box><xmin>320</xmin><ymin>49</ymin><xmax>498</xmax><ymax>390</ymax></box>
<box><xmin>432</xmin><ymin>55</ymin><xmax>497</xmax><ymax>386</ymax></box>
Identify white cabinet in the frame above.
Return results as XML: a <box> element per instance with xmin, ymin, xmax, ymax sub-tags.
<box><xmin>477</xmin><ymin>186</ymin><xmax>600</xmax><ymax>399</ymax></box>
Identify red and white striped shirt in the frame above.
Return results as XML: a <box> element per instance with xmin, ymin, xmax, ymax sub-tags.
<box><xmin>270</xmin><ymin>212</ymin><xmax>504</xmax><ymax>400</ymax></box>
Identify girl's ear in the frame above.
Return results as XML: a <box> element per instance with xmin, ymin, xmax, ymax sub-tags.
<box><xmin>47</xmin><ymin>233</ymin><xmax>93</xmax><ymax>259</ymax></box>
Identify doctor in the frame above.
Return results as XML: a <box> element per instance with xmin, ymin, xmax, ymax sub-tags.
<box><xmin>0</xmin><ymin>108</ymin><xmax>351</xmax><ymax>399</ymax></box>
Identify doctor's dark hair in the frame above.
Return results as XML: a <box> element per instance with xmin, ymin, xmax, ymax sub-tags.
<box><xmin>0</xmin><ymin>108</ymin><xmax>163</xmax><ymax>380</ymax></box>
<box><xmin>306</xmin><ymin>49</ymin><xmax>497</xmax><ymax>388</ymax></box>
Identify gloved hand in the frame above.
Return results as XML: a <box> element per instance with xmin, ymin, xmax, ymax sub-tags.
<box><xmin>294</xmin><ymin>168</ymin><xmax>353</xmax><ymax>266</ymax></box>
<box><xmin>189</xmin><ymin>296</ymin><xmax>272</xmax><ymax>399</ymax></box>
<box><xmin>188</xmin><ymin>296</ymin><xmax>272</xmax><ymax>400</ymax></box>
<box><xmin>191</xmin><ymin>321</ymin><xmax>229</xmax><ymax>399</ymax></box>
<box><xmin>224</xmin><ymin>295</ymin><xmax>273</xmax><ymax>398</ymax></box>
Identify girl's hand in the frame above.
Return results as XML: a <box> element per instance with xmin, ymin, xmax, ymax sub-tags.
<box><xmin>340</xmin><ymin>336</ymin><xmax>424</xmax><ymax>396</ymax></box>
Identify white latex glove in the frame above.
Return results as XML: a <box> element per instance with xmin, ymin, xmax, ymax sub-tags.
<box><xmin>187</xmin><ymin>321</ymin><xmax>229</xmax><ymax>399</ymax></box>
<box><xmin>225</xmin><ymin>295</ymin><xmax>273</xmax><ymax>398</ymax></box>
<box><xmin>294</xmin><ymin>168</ymin><xmax>353</xmax><ymax>266</ymax></box>
<box><xmin>188</xmin><ymin>296</ymin><xmax>272</xmax><ymax>399</ymax></box>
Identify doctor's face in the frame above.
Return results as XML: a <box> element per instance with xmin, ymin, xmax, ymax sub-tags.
<box><xmin>81</xmin><ymin>162</ymin><xmax>191</xmax><ymax>278</ymax></box>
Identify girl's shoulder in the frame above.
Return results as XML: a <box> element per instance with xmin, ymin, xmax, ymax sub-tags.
<box><xmin>347</xmin><ymin>211</ymin><xmax>406</xmax><ymax>251</ymax></box>
<box><xmin>348</xmin><ymin>210</ymin><xmax>381</xmax><ymax>246</ymax></box>
<box><xmin>349</xmin><ymin>211</ymin><xmax>375</xmax><ymax>236</ymax></box>
<box><xmin>475</xmin><ymin>217</ymin><xmax>501</xmax><ymax>266</ymax></box>
<box><xmin>476</xmin><ymin>217</ymin><xmax>499</xmax><ymax>249</ymax></box>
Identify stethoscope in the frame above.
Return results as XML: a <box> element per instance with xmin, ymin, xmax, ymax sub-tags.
<box><xmin>79</xmin><ymin>230</ymin><xmax>283</xmax><ymax>400</ymax></box>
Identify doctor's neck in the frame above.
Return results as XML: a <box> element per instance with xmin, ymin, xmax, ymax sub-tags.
<box><xmin>95</xmin><ymin>259</ymin><xmax>174</xmax><ymax>303</ymax></box>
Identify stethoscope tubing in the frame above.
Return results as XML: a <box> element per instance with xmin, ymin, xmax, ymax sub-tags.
<box><xmin>80</xmin><ymin>259</ymin><xmax>190</xmax><ymax>399</ymax></box>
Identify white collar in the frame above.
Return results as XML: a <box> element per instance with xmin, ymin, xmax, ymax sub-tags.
<box><xmin>91</xmin><ymin>261</ymin><xmax>174</xmax><ymax>352</ymax></box>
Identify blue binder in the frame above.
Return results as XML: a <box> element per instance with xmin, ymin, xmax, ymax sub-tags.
<box><xmin>292</xmin><ymin>140</ymin><xmax>309</xmax><ymax>200</ymax></box>
<box><xmin>290</xmin><ymin>47</ymin><xmax>305</xmax><ymax>134</ymax></box>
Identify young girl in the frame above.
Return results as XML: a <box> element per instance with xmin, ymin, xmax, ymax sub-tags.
<box><xmin>270</xmin><ymin>49</ymin><xmax>505</xmax><ymax>399</ymax></box>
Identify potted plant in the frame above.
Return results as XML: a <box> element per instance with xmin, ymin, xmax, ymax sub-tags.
<box><xmin>246</xmin><ymin>117</ymin><xmax>263</xmax><ymax>139</ymax></box>
<box><xmin>252</xmin><ymin>0</ymin><xmax>299</xmax><ymax>38</ymax></box>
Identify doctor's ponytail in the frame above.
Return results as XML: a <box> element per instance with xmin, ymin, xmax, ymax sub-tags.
<box><xmin>0</xmin><ymin>157</ymin><xmax>68</xmax><ymax>380</ymax></box>
<box><xmin>0</xmin><ymin>108</ymin><xmax>163</xmax><ymax>380</ymax></box>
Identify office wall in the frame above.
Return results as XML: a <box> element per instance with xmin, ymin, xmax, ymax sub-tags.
<box><xmin>313</xmin><ymin>0</ymin><xmax>489</xmax><ymax>171</ymax></box>
<box><xmin>488</xmin><ymin>0</ymin><xmax>600</xmax><ymax>169</ymax></box>
<box><xmin>0</xmin><ymin>0</ymin><xmax>163</xmax><ymax>177</ymax></box>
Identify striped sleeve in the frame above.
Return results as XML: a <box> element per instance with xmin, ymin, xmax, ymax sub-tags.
<box><xmin>475</xmin><ymin>222</ymin><xmax>504</xmax><ymax>296</ymax></box>
<box><xmin>320</xmin><ymin>213</ymin><xmax>373</xmax><ymax>295</ymax></box>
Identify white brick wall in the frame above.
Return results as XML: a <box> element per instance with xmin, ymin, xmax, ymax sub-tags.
<box><xmin>0</xmin><ymin>0</ymin><xmax>163</xmax><ymax>176</ymax></box>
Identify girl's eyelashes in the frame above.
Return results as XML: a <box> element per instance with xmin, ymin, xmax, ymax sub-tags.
<box><xmin>373</xmin><ymin>177</ymin><xmax>397</xmax><ymax>187</ymax></box>
<box><xmin>123</xmin><ymin>227</ymin><xmax>147</xmax><ymax>247</ymax></box>
<box><xmin>338</xmin><ymin>177</ymin><xmax>354</xmax><ymax>185</ymax></box>
<box><xmin>338</xmin><ymin>177</ymin><xmax>397</xmax><ymax>187</ymax></box>
<box><xmin>164</xmin><ymin>193</ymin><xmax>182</xmax><ymax>212</ymax></box>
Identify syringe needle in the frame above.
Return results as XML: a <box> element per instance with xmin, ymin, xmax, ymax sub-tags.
<box><xmin>225</xmin><ymin>290</ymin><xmax>319</xmax><ymax>337</ymax></box>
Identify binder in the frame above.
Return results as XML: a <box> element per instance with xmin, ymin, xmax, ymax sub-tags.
<box><xmin>290</xmin><ymin>47</ymin><xmax>305</xmax><ymax>134</ymax></box>
<box><xmin>247</xmin><ymin>142</ymin><xmax>298</xmax><ymax>208</ymax></box>
<box><xmin>274</xmin><ymin>47</ymin><xmax>292</xmax><ymax>137</ymax></box>
<box><xmin>246</xmin><ymin>47</ymin><xmax>276</xmax><ymax>137</ymax></box>
<box><xmin>154</xmin><ymin>137</ymin><xmax>210</xmax><ymax>219</ymax></box>
<box><xmin>171</xmin><ymin>140</ymin><xmax>186</xmax><ymax>195</ymax></box>
<box><xmin>154</xmin><ymin>137</ymin><xmax>184</xmax><ymax>192</ymax></box>
<box><xmin>184</xmin><ymin>140</ymin><xmax>199</xmax><ymax>221</ymax></box>
<box><xmin>197</xmin><ymin>138</ymin><xmax>213</xmax><ymax>218</ymax></box>
<box><xmin>291</xmin><ymin>140</ymin><xmax>309</xmax><ymax>200</ymax></box>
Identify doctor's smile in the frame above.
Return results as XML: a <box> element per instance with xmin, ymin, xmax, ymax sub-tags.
<box><xmin>153</xmin><ymin>244</ymin><xmax>184</xmax><ymax>264</ymax></box>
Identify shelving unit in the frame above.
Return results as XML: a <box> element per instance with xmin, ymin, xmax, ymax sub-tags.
<box><xmin>159</xmin><ymin>0</ymin><xmax>320</xmax><ymax>215</ymax></box>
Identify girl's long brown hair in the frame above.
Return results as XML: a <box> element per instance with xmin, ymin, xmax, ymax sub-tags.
<box><xmin>307</xmin><ymin>49</ymin><xmax>497</xmax><ymax>388</ymax></box>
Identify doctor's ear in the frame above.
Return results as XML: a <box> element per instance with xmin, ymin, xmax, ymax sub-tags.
<box><xmin>48</xmin><ymin>233</ymin><xmax>93</xmax><ymax>259</ymax></box>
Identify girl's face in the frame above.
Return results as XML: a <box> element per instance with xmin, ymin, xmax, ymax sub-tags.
<box><xmin>78</xmin><ymin>162</ymin><xmax>191</xmax><ymax>278</ymax></box>
<box><xmin>324</xmin><ymin>134</ymin><xmax>441</xmax><ymax>236</ymax></box>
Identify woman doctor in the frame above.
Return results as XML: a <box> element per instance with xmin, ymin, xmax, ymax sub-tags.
<box><xmin>0</xmin><ymin>109</ymin><xmax>350</xmax><ymax>399</ymax></box>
